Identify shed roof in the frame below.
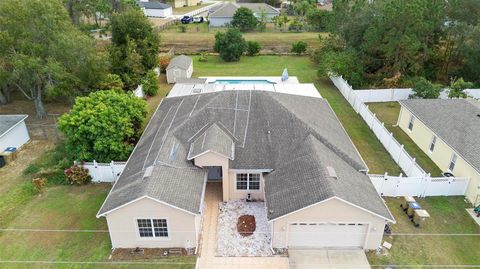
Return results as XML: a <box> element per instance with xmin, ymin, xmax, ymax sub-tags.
<box><xmin>0</xmin><ymin>115</ymin><xmax>28</xmax><ymax>138</ymax></box>
<box><xmin>166</xmin><ymin>55</ymin><xmax>192</xmax><ymax>70</ymax></box>
<box><xmin>137</xmin><ymin>1</ymin><xmax>171</xmax><ymax>9</ymax></box>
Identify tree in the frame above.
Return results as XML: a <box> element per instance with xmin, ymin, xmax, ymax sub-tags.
<box><xmin>98</xmin><ymin>74</ymin><xmax>125</xmax><ymax>91</ymax></box>
<box><xmin>306</xmin><ymin>9</ymin><xmax>332</xmax><ymax>31</ymax></box>
<box><xmin>58</xmin><ymin>90</ymin><xmax>147</xmax><ymax>162</ymax></box>
<box><xmin>291</xmin><ymin>41</ymin><xmax>308</xmax><ymax>54</ymax></box>
<box><xmin>231</xmin><ymin>7</ymin><xmax>258</xmax><ymax>32</ymax></box>
<box><xmin>273</xmin><ymin>13</ymin><xmax>290</xmax><ymax>31</ymax></box>
<box><xmin>257</xmin><ymin>10</ymin><xmax>268</xmax><ymax>32</ymax></box>
<box><xmin>448</xmin><ymin>77</ymin><xmax>473</xmax><ymax>98</ymax></box>
<box><xmin>317</xmin><ymin>49</ymin><xmax>364</xmax><ymax>88</ymax></box>
<box><xmin>142</xmin><ymin>70</ymin><xmax>159</xmax><ymax>96</ymax></box>
<box><xmin>246</xmin><ymin>41</ymin><xmax>262</xmax><ymax>56</ymax></box>
<box><xmin>214</xmin><ymin>29</ymin><xmax>247</xmax><ymax>62</ymax></box>
<box><xmin>0</xmin><ymin>0</ymin><xmax>107</xmax><ymax>117</ymax></box>
<box><xmin>411</xmin><ymin>77</ymin><xmax>441</xmax><ymax>99</ymax></box>
<box><xmin>110</xmin><ymin>8</ymin><xmax>160</xmax><ymax>90</ymax></box>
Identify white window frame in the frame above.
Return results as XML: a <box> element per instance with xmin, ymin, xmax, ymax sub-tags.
<box><xmin>408</xmin><ymin>115</ymin><xmax>415</xmax><ymax>131</ymax></box>
<box><xmin>448</xmin><ymin>153</ymin><xmax>457</xmax><ymax>172</ymax></box>
<box><xmin>135</xmin><ymin>218</ymin><xmax>170</xmax><ymax>240</ymax></box>
<box><xmin>429</xmin><ymin>135</ymin><xmax>437</xmax><ymax>153</ymax></box>
<box><xmin>235</xmin><ymin>173</ymin><xmax>262</xmax><ymax>191</ymax></box>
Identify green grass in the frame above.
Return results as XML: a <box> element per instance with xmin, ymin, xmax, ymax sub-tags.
<box><xmin>368</xmin><ymin>102</ymin><xmax>443</xmax><ymax>176</ymax></box>
<box><xmin>172</xmin><ymin>3</ymin><xmax>213</xmax><ymax>15</ymax></box>
<box><xmin>368</xmin><ymin>196</ymin><xmax>480</xmax><ymax>267</ymax></box>
<box><xmin>192</xmin><ymin>55</ymin><xmax>401</xmax><ymax>174</ymax></box>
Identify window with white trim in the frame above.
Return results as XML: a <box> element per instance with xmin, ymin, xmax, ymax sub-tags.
<box><xmin>137</xmin><ymin>219</ymin><xmax>168</xmax><ymax>238</ymax></box>
<box><xmin>449</xmin><ymin>154</ymin><xmax>457</xmax><ymax>171</ymax></box>
<box><xmin>429</xmin><ymin>135</ymin><xmax>437</xmax><ymax>152</ymax></box>
<box><xmin>236</xmin><ymin>173</ymin><xmax>261</xmax><ymax>190</ymax></box>
<box><xmin>408</xmin><ymin>115</ymin><xmax>415</xmax><ymax>131</ymax></box>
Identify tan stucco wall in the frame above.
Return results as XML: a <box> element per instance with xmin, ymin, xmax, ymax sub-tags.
<box><xmin>398</xmin><ymin>106</ymin><xmax>480</xmax><ymax>204</ymax></box>
<box><xmin>227</xmin><ymin>171</ymin><xmax>265</xmax><ymax>200</ymax></box>
<box><xmin>194</xmin><ymin>152</ymin><xmax>230</xmax><ymax>201</ymax></box>
<box><xmin>271</xmin><ymin>198</ymin><xmax>387</xmax><ymax>250</ymax></box>
<box><xmin>105</xmin><ymin>197</ymin><xmax>198</xmax><ymax>248</ymax></box>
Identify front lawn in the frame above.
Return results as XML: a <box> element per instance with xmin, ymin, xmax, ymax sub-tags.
<box><xmin>172</xmin><ymin>3</ymin><xmax>213</xmax><ymax>15</ymax></box>
<box><xmin>192</xmin><ymin>55</ymin><xmax>401</xmax><ymax>175</ymax></box>
<box><xmin>368</xmin><ymin>196</ymin><xmax>480</xmax><ymax>267</ymax></box>
<box><xmin>368</xmin><ymin>102</ymin><xmax>443</xmax><ymax>176</ymax></box>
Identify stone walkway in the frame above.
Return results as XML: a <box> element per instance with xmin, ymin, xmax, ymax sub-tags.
<box><xmin>196</xmin><ymin>183</ymin><xmax>289</xmax><ymax>269</ymax></box>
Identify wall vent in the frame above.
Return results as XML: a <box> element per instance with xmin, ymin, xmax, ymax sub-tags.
<box><xmin>326</xmin><ymin>166</ymin><xmax>338</xmax><ymax>179</ymax></box>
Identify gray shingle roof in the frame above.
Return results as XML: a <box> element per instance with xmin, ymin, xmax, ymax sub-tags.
<box><xmin>98</xmin><ymin>91</ymin><xmax>392</xmax><ymax>221</ymax></box>
<box><xmin>400</xmin><ymin>99</ymin><xmax>480</xmax><ymax>173</ymax></box>
<box><xmin>166</xmin><ymin>55</ymin><xmax>192</xmax><ymax>70</ymax></box>
<box><xmin>0</xmin><ymin>115</ymin><xmax>28</xmax><ymax>138</ymax></box>
<box><xmin>187</xmin><ymin>123</ymin><xmax>235</xmax><ymax>160</ymax></box>
<box><xmin>137</xmin><ymin>1</ymin><xmax>171</xmax><ymax>9</ymax></box>
<box><xmin>209</xmin><ymin>2</ymin><xmax>279</xmax><ymax>18</ymax></box>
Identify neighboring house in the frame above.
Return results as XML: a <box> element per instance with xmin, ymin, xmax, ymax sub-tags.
<box><xmin>0</xmin><ymin>115</ymin><xmax>30</xmax><ymax>153</ymax></box>
<box><xmin>398</xmin><ymin>99</ymin><xmax>480</xmax><ymax>205</ymax></box>
<box><xmin>166</xmin><ymin>55</ymin><xmax>193</xmax><ymax>84</ymax></box>
<box><xmin>137</xmin><ymin>0</ymin><xmax>172</xmax><ymax>18</ymax></box>
<box><xmin>169</xmin><ymin>0</ymin><xmax>200</xmax><ymax>8</ymax></box>
<box><xmin>209</xmin><ymin>3</ymin><xmax>280</xmax><ymax>27</ymax></box>
<box><xmin>97</xmin><ymin>89</ymin><xmax>394</xmax><ymax>251</ymax></box>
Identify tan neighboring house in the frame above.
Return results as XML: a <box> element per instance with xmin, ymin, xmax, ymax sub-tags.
<box><xmin>209</xmin><ymin>3</ymin><xmax>280</xmax><ymax>27</ymax></box>
<box><xmin>97</xmin><ymin>89</ymin><xmax>394</xmax><ymax>252</ymax></box>
<box><xmin>166</xmin><ymin>55</ymin><xmax>193</xmax><ymax>84</ymax></box>
<box><xmin>169</xmin><ymin>0</ymin><xmax>200</xmax><ymax>8</ymax></box>
<box><xmin>398</xmin><ymin>99</ymin><xmax>480</xmax><ymax>205</ymax></box>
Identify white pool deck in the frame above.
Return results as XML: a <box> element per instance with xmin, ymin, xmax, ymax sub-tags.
<box><xmin>167</xmin><ymin>76</ymin><xmax>322</xmax><ymax>99</ymax></box>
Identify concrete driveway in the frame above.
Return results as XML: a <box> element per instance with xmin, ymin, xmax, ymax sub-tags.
<box><xmin>289</xmin><ymin>249</ymin><xmax>371</xmax><ymax>269</ymax></box>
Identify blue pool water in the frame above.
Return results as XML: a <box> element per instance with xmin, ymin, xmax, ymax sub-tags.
<box><xmin>209</xmin><ymin>79</ymin><xmax>276</xmax><ymax>84</ymax></box>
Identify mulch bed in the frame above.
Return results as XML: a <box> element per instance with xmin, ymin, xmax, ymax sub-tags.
<box><xmin>237</xmin><ymin>214</ymin><xmax>256</xmax><ymax>237</ymax></box>
<box><xmin>111</xmin><ymin>248</ymin><xmax>194</xmax><ymax>260</ymax></box>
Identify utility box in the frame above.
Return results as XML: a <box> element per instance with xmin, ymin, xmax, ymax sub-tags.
<box><xmin>400</xmin><ymin>196</ymin><xmax>416</xmax><ymax>211</ymax></box>
<box><xmin>407</xmin><ymin>201</ymin><xmax>422</xmax><ymax>218</ymax></box>
<box><xmin>412</xmin><ymin>209</ymin><xmax>430</xmax><ymax>227</ymax></box>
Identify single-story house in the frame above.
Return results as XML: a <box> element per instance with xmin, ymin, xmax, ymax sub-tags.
<box><xmin>0</xmin><ymin>115</ymin><xmax>30</xmax><ymax>153</ymax></box>
<box><xmin>97</xmin><ymin>88</ymin><xmax>394</xmax><ymax>251</ymax></box>
<box><xmin>137</xmin><ymin>0</ymin><xmax>172</xmax><ymax>18</ymax></box>
<box><xmin>209</xmin><ymin>3</ymin><xmax>280</xmax><ymax>27</ymax></box>
<box><xmin>398</xmin><ymin>99</ymin><xmax>480</xmax><ymax>205</ymax></box>
<box><xmin>166</xmin><ymin>55</ymin><xmax>193</xmax><ymax>84</ymax></box>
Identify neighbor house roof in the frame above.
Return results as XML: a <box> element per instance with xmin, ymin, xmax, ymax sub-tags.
<box><xmin>98</xmin><ymin>91</ymin><xmax>392</xmax><ymax>222</ymax></box>
<box><xmin>400</xmin><ymin>99</ymin><xmax>480</xmax><ymax>173</ymax></box>
<box><xmin>166</xmin><ymin>55</ymin><xmax>192</xmax><ymax>70</ymax></box>
<box><xmin>0</xmin><ymin>115</ymin><xmax>28</xmax><ymax>138</ymax></box>
<box><xmin>137</xmin><ymin>0</ymin><xmax>171</xmax><ymax>9</ymax></box>
<box><xmin>209</xmin><ymin>2</ymin><xmax>279</xmax><ymax>18</ymax></box>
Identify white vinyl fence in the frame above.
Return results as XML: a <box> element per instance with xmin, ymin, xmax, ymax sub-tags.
<box><xmin>80</xmin><ymin>160</ymin><xmax>126</xmax><ymax>183</ymax></box>
<box><xmin>369</xmin><ymin>173</ymin><xmax>470</xmax><ymax>197</ymax></box>
<box><xmin>330</xmin><ymin>75</ymin><xmax>470</xmax><ymax>197</ymax></box>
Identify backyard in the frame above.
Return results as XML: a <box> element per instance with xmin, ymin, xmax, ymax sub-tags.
<box><xmin>368</xmin><ymin>102</ymin><xmax>443</xmax><ymax>176</ymax></box>
<box><xmin>172</xmin><ymin>3</ymin><xmax>212</xmax><ymax>15</ymax></box>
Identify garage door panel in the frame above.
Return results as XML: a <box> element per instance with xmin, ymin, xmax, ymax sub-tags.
<box><xmin>288</xmin><ymin>223</ymin><xmax>367</xmax><ymax>249</ymax></box>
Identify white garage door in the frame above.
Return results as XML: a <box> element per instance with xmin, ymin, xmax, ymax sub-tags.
<box><xmin>288</xmin><ymin>223</ymin><xmax>368</xmax><ymax>249</ymax></box>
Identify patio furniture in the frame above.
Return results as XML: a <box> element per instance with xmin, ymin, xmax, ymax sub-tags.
<box><xmin>400</xmin><ymin>196</ymin><xmax>416</xmax><ymax>212</ymax></box>
<box><xmin>407</xmin><ymin>202</ymin><xmax>422</xmax><ymax>218</ymax></box>
<box><xmin>412</xmin><ymin>209</ymin><xmax>430</xmax><ymax>227</ymax></box>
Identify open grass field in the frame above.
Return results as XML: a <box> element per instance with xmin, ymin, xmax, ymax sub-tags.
<box><xmin>160</xmin><ymin>23</ymin><xmax>323</xmax><ymax>54</ymax></box>
<box><xmin>368</xmin><ymin>196</ymin><xmax>480</xmax><ymax>267</ymax></box>
<box><xmin>172</xmin><ymin>3</ymin><xmax>213</xmax><ymax>15</ymax></box>
<box><xmin>368</xmin><ymin>102</ymin><xmax>443</xmax><ymax>176</ymax></box>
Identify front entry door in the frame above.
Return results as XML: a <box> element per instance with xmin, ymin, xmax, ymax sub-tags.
<box><xmin>207</xmin><ymin>166</ymin><xmax>222</xmax><ymax>181</ymax></box>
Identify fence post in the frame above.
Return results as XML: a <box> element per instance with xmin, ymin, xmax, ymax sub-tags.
<box><xmin>397</xmin><ymin>145</ymin><xmax>404</xmax><ymax>164</ymax></box>
<box><xmin>422</xmin><ymin>173</ymin><xmax>431</xmax><ymax>197</ymax></box>
<box><xmin>93</xmin><ymin>160</ymin><xmax>98</xmax><ymax>168</ymax></box>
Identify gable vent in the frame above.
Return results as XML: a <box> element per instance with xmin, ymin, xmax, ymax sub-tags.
<box><xmin>326</xmin><ymin>166</ymin><xmax>338</xmax><ymax>179</ymax></box>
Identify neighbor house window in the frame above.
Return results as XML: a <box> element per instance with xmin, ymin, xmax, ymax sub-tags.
<box><xmin>449</xmin><ymin>154</ymin><xmax>457</xmax><ymax>171</ymax></box>
<box><xmin>429</xmin><ymin>136</ymin><xmax>437</xmax><ymax>152</ymax></box>
<box><xmin>137</xmin><ymin>219</ymin><xmax>168</xmax><ymax>238</ymax></box>
<box><xmin>408</xmin><ymin>115</ymin><xmax>415</xmax><ymax>131</ymax></box>
<box><xmin>236</xmin><ymin>173</ymin><xmax>261</xmax><ymax>190</ymax></box>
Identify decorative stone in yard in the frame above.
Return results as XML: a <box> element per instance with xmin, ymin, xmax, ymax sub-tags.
<box><xmin>237</xmin><ymin>215</ymin><xmax>256</xmax><ymax>237</ymax></box>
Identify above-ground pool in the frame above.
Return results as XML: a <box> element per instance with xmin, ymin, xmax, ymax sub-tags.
<box><xmin>208</xmin><ymin>79</ymin><xmax>276</xmax><ymax>84</ymax></box>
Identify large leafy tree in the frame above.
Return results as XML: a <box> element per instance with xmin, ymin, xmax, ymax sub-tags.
<box><xmin>214</xmin><ymin>28</ymin><xmax>247</xmax><ymax>62</ymax></box>
<box><xmin>58</xmin><ymin>89</ymin><xmax>147</xmax><ymax>162</ymax></box>
<box><xmin>0</xmin><ymin>0</ymin><xmax>107</xmax><ymax>117</ymax></box>
<box><xmin>231</xmin><ymin>7</ymin><xmax>258</xmax><ymax>32</ymax></box>
<box><xmin>110</xmin><ymin>8</ymin><xmax>159</xmax><ymax>90</ymax></box>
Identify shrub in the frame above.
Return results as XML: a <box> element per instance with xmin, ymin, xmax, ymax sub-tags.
<box><xmin>214</xmin><ymin>28</ymin><xmax>246</xmax><ymax>62</ymax></box>
<box><xmin>448</xmin><ymin>77</ymin><xmax>473</xmax><ymax>98</ymax></box>
<box><xmin>231</xmin><ymin>7</ymin><xmax>258</xmax><ymax>32</ymax></box>
<box><xmin>291</xmin><ymin>41</ymin><xmax>308</xmax><ymax>54</ymax></box>
<box><xmin>64</xmin><ymin>164</ymin><xmax>92</xmax><ymax>185</ymax></box>
<box><xmin>246</xmin><ymin>41</ymin><xmax>261</xmax><ymax>56</ymax></box>
<box><xmin>199</xmin><ymin>52</ymin><xmax>208</xmax><ymax>62</ymax></box>
<box><xmin>32</xmin><ymin>178</ymin><xmax>47</xmax><ymax>192</ymax></box>
<box><xmin>411</xmin><ymin>77</ymin><xmax>441</xmax><ymax>99</ymax></box>
<box><xmin>178</xmin><ymin>25</ymin><xmax>187</xmax><ymax>33</ymax></box>
<box><xmin>24</xmin><ymin>164</ymin><xmax>40</xmax><ymax>175</ymax></box>
<box><xmin>142</xmin><ymin>70</ymin><xmax>159</xmax><ymax>96</ymax></box>
<box><xmin>158</xmin><ymin>56</ymin><xmax>170</xmax><ymax>73</ymax></box>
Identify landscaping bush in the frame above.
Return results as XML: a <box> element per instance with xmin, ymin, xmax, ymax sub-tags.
<box><xmin>158</xmin><ymin>56</ymin><xmax>170</xmax><ymax>73</ymax></box>
<box><xmin>448</xmin><ymin>77</ymin><xmax>473</xmax><ymax>98</ymax></box>
<box><xmin>291</xmin><ymin>41</ymin><xmax>308</xmax><ymax>54</ymax></box>
<box><xmin>198</xmin><ymin>52</ymin><xmax>208</xmax><ymax>62</ymax></box>
<box><xmin>411</xmin><ymin>77</ymin><xmax>441</xmax><ymax>99</ymax></box>
<box><xmin>237</xmin><ymin>215</ymin><xmax>256</xmax><ymax>237</ymax></box>
<box><xmin>142</xmin><ymin>70</ymin><xmax>159</xmax><ymax>96</ymax></box>
<box><xmin>214</xmin><ymin>28</ymin><xmax>246</xmax><ymax>62</ymax></box>
<box><xmin>246</xmin><ymin>41</ymin><xmax>261</xmax><ymax>56</ymax></box>
<box><xmin>64</xmin><ymin>164</ymin><xmax>92</xmax><ymax>185</ymax></box>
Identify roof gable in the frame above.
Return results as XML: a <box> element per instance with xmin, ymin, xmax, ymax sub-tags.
<box><xmin>166</xmin><ymin>55</ymin><xmax>192</xmax><ymax>70</ymax></box>
<box><xmin>187</xmin><ymin>123</ymin><xmax>235</xmax><ymax>160</ymax></box>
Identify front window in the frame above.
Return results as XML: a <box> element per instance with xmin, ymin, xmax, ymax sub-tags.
<box><xmin>429</xmin><ymin>136</ymin><xmax>437</xmax><ymax>152</ymax></box>
<box><xmin>449</xmin><ymin>154</ymin><xmax>457</xmax><ymax>171</ymax></box>
<box><xmin>408</xmin><ymin>115</ymin><xmax>415</xmax><ymax>131</ymax></box>
<box><xmin>137</xmin><ymin>219</ymin><xmax>168</xmax><ymax>238</ymax></box>
<box><xmin>236</xmin><ymin>173</ymin><xmax>261</xmax><ymax>190</ymax></box>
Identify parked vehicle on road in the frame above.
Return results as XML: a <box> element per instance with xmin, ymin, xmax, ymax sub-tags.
<box><xmin>193</xmin><ymin>16</ymin><xmax>204</xmax><ymax>23</ymax></box>
<box><xmin>181</xmin><ymin>16</ymin><xmax>193</xmax><ymax>24</ymax></box>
